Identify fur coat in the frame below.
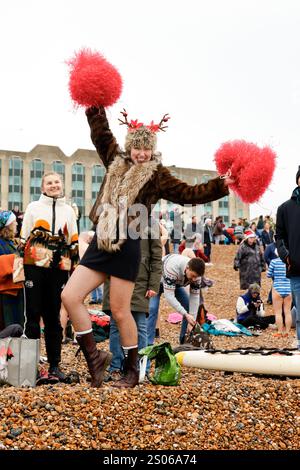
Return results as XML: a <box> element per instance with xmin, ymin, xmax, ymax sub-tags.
<box><xmin>86</xmin><ymin>106</ymin><xmax>229</xmax><ymax>251</ymax></box>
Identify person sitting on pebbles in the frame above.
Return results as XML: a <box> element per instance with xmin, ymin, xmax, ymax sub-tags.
<box><xmin>236</xmin><ymin>283</ymin><xmax>275</xmax><ymax>330</ymax></box>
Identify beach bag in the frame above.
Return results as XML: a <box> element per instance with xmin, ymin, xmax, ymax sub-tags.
<box><xmin>139</xmin><ymin>342</ymin><xmax>181</xmax><ymax>386</ymax></box>
<box><xmin>184</xmin><ymin>322</ymin><xmax>214</xmax><ymax>349</ymax></box>
<box><xmin>196</xmin><ymin>303</ymin><xmax>208</xmax><ymax>325</ymax></box>
<box><xmin>0</xmin><ymin>336</ymin><xmax>39</xmax><ymax>387</ymax></box>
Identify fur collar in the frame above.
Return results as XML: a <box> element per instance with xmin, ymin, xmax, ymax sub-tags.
<box><xmin>96</xmin><ymin>155</ymin><xmax>159</xmax><ymax>252</ymax></box>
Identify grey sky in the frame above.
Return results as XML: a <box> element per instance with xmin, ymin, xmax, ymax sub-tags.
<box><xmin>1</xmin><ymin>0</ymin><xmax>299</xmax><ymax>219</ymax></box>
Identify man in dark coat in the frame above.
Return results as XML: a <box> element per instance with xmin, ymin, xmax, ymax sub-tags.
<box><xmin>276</xmin><ymin>166</ymin><xmax>300</xmax><ymax>349</ymax></box>
<box><xmin>203</xmin><ymin>218</ymin><xmax>213</xmax><ymax>262</ymax></box>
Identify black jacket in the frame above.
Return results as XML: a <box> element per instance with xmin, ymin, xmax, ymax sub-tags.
<box><xmin>261</xmin><ymin>229</ymin><xmax>274</xmax><ymax>248</ymax></box>
<box><xmin>204</xmin><ymin>225</ymin><xmax>213</xmax><ymax>246</ymax></box>
<box><xmin>276</xmin><ymin>187</ymin><xmax>300</xmax><ymax>277</ymax></box>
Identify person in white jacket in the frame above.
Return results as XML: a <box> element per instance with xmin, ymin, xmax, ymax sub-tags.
<box><xmin>236</xmin><ymin>283</ymin><xmax>275</xmax><ymax>330</ymax></box>
<box><xmin>147</xmin><ymin>254</ymin><xmax>205</xmax><ymax>344</ymax></box>
<box><xmin>20</xmin><ymin>172</ymin><xmax>78</xmax><ymax>381</ymax></box>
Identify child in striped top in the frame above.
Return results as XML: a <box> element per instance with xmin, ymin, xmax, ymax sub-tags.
<box><xmin>267</xmin><ymin>254</ymin><xmax>292</xmax><ymax>337</ymax></box>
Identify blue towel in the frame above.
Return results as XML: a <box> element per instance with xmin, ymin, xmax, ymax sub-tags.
<box><xmin>202</xmin><ymin>322</ymin><xmax>252</xmax><ymax>336</ymax></box>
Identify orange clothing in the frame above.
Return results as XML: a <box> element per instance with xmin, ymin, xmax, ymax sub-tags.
<box><xmin>0</xmin><ymin>254</ymin><xmax>23</xmax><ymax>296</ymax></box>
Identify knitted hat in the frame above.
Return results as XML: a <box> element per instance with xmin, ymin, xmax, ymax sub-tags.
<box><xmin>249</xmin><ymin>283</ymin><xmax>261</xmax><ymax>294</ymax></box>
<box><xmin>244</xmin><ymin>229</ymin><xmax>256</xmax><ymax>240</ymax></box>
<box><xmin>125</xmin><ymin>126</ymin><xmax>157</xmax><ymax>153</ymax></box>
<box><xmin>0</xmin><ymin>210</ymin><xmax>16</xmax><ymax>230</ymax></box>
<box><xmin>296</xmin><ymin>165</ymin><xmax>300</xmax><ymax>185</ymax></box>
<box><xmin>119</xmin><ymin>109</ymin><xmax>170</xmax><ymax>154</ymax></box>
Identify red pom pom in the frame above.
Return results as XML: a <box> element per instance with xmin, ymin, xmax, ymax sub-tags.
<box><xmin>67</xmin><ymin>48</ymin><xmax>123</xmax><ymax>108</ymax></box>
<box><xmin>214</xmin><ymin>140</ymin><xmax>276</xmax><ymax>203</ymax></box>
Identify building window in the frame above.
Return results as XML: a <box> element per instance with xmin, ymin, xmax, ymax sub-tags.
<box><xmin>92</xmin><ymin>165</ymin><xmax>105</xmax><ymax>203</ymax></box>
<box><xmin>218</xmin><ymin>206</ymin><xmax>229</xmax><ymax>217</ymax></box>
<box><xmin>53</xmin><ymin>160</ymin><xmax>65</xmax><ymax>180</ymax></box>
<box><xmin>218</xmin><ymin>195</ymin><xmax>229</xmax><ymax>222</ymax></box>
<box><xmin>72</xmin><ymin>163</ymin><xmax>85</xmax><ymax>228</ymax></box>
<box><xmin>203</xmin><ymin>202</ymin><xmax>212</xmax><ymax>217</ymax></box>
<box><xmin>8</xmin><ymin>156</ymin><xmax>23</xmax><ymax>210</ymax></box>
<box><xmin>30</xmin><ymin>159</ymin><xmax>44</xmax><ymax>202</ymax></box>
<box><xmin>218</xmin><ymin>195</ymin><xmax>229</xmax><ymax>208</ymax></box>
<box><xmin>201</xmin><ymin>174</ymin><xmax>210</xmax><ymax>183</ymax></box>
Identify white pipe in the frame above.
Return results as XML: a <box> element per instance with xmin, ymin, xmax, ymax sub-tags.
<box><xmin>176</xmin><ymin>350</ymin><xmax>300</xmax><ymax>376</ymax></box>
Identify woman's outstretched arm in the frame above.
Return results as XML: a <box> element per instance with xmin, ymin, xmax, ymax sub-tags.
<box><xmin>86</xmin><ymin>106</ymin><xmax>120</xmax><ymax>168</ymax></box>
<box><xmin>157</xmin><ymin>166</ymin><xmax>229</xmax><ymax>205</ymax></box>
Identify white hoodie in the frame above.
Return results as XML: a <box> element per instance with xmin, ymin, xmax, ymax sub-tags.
<box><xmin>21</xmin><ymin>194</ymin><xmax>78</xmax><ymax>270</ymax></box>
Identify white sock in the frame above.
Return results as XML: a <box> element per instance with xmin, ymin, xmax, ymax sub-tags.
<box><xmin>75</xmin><ymin>328</ymin><xmax>93</xmax><ymax>336</ymax></box>
<box><xmin>122</xmin><ymin>345</ymin><xmax>138</xmax><ymax>356</ymax></box>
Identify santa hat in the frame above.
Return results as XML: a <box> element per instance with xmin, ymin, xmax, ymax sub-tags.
<box><xmin>244</xmin><ymin>229</ymin><xmax>256</xmax><ymax>240</ymax></box>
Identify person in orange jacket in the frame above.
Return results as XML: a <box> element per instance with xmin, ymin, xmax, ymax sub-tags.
<box><xmin>0</xmin><ymin>210</ymin><xmax>24</xmax><ymax>330</ymax></box>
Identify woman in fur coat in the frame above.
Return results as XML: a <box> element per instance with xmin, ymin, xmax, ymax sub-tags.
<box><xmin>62</xmin><ymin>106</ymin><xmax>233</xmax><ymax>388</ymax></box>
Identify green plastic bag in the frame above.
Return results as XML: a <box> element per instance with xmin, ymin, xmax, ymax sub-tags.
<box><xmin>139</xmin><ymin>342</ymin><xmax>181</xmax><ymax>386</ymax></box>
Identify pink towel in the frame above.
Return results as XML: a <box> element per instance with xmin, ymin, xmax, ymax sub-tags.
<box><xmin>167</xmin><ymin>312</ymin><xmax>183</xmax><ymax>324</ymax></box>
<box><xmin>207</xmin><ymin>313</ymin><xmax>217</xmax><ymax>321</ymax></box>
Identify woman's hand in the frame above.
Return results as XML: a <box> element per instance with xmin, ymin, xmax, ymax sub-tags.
<box><xmin>85</xmin><ymin>105</ymin><xmax>105</xmax><ymax>118</ymax></box>
<box><xmin>185</xmin><ymin>313</ymin><xmax>196</xmax><ymax>329</ymax></box>
<box><xmin>145</xmin><ymin>290</ymin><xmax>157</xmax><ymax>298</ymax></box>
<box><xmin>223</xmin><ymin>170</ymin><xmax>235</xmax><ymax>186</ymax></box>
<box><xmin>220</xmin><ymin>169</ymin><xmax>235</xmax><ymax>186</ymax></box>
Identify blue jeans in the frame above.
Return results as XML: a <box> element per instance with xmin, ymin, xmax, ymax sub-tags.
<box><xmin>109</xmin><ymin>312</ymin><xmax>147</xmax><ymax>372</ymax></box>
<box><xmin>91</xmin><ymin>286</ymin><xmax>103</xmax><ymax>303</ymax></box>
<box><xmin>147</xmin><ymin>283</ymin><xmax>190</xmax><ymax>345</ymax></box>
<box><xmin>172</xmin><ymin>243</ymin><xmax>180</xmax><ymax>254</ymax></box>
<box><xmin>290</xmin><ymin>277</ymin><xmax>300</xmax><ymax>348</ymax></box>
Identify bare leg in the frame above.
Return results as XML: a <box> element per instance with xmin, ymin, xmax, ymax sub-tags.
<box><xmin>61</xmin><ymin>265</ymin><xmax>111</xmax><ymax>387</ymax></box>
<box><xmin>283</xmin><ymin>294</ymin><xmax>292</xmax><ymax>334</ymax></box>
<box><xmin>61</xmin><ymin>265</ymin><xmax>106</xmax><ymax>332</ymax></box>
<box><xmin>109</xmin><ymin>276</ymin><xmax>139</xmax><ymax>388</ymax></box>
<box><xmin>109</xmin><ymin>276</ymin><xmax>137</xmax><ymax>346</ymax></box>
<box><xmin>60</xmin><ymin>304</ymin><xmax>69</xmax><ymax>340</ymax></box>
<box><xmin>272</xmin><ymin>289</ymin><xmax>284</xmax><ymax>334</ymax></box>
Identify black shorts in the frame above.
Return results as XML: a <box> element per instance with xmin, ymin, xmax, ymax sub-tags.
<box><xmin>80</xmin><ymin>233</ymin><xmax>141</xmax><ymax>282</ymax></box>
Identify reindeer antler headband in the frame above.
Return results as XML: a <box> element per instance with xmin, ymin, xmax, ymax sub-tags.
<box><xmin>120</xmin><ymin>109</ymin><xmax>170</xmax><ymax>153</ymax></box>
<box><xmin>118</xmin><ymin>109</ymin><xmax>170</xmax><ymax>133</ymax></box>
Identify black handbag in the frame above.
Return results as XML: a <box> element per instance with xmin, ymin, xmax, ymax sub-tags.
<box><xmin>184</xmin><ymin>322</ymin><xmax>214</xmax><ymax>349</ymax></box>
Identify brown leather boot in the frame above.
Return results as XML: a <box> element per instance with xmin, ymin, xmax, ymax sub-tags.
<box><xmin>112</xmin><ymin>347</ymin><xmax>139</xmax><ymax>389</ymax></box>
<box><xmin>76</xmin><ymin>332</ymin><xmax>112</xmax><ymax>387</ymax></box>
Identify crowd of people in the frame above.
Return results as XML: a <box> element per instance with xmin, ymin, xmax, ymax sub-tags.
<box><xmin>0</xmin><ymin>104</ymin><xmax>299</xmax><ymax>389</ymax></box>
